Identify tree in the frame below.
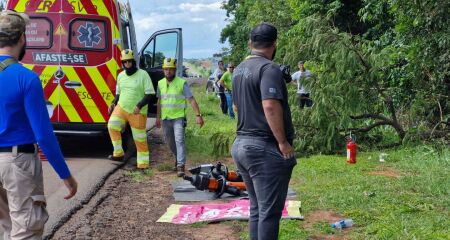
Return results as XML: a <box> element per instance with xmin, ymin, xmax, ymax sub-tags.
<box><xmin>220</xmin><ymin>0</ymin><xmax>449</xmax><ymax>153</ymax></box>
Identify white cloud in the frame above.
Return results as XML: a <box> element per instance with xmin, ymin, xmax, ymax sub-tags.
<box><xmin>184</xmin><ymin>48</ymin><xmax>219</xmax><ymax>59</ymax></box>
<box><xmin>178</xmin><ymin>2</ymin><xmax>222</xmax><ymax>13</ymax></box>
<box><xmin>135</xmin><ymin>17</ymin><xmax>161</xmax><ymax>31</ymax></box>
<box><xmin>191</xmin><ymin>18</ymin><xmax>205</xmax><ymax>22</ymax></box>
<box><xmin>130</xmin><ymin>0</ymin><xmax>228</xmax><ymax>58</ymax></box>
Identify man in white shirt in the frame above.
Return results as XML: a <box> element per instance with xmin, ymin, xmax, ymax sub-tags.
<box><xmin>291</xmin><ymin>61</ymin><xmax>313</xmax><ymax>108</ymax></box>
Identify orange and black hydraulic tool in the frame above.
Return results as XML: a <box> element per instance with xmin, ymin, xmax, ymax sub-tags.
<box><xmin>183</xmin><ymin>162</ymin><xmax>247</xmax><ymax>198</ymax></box>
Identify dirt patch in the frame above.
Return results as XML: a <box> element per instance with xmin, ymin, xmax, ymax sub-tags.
<box><xmin>368</xmin><ymin>169</ymin><xmax>401</xmax><ymax>178</ymax></box>
<box><xmin>308</xmin><ymin>235</ymin><xmax>348</xmax><ymax>240</ymax></box>
<box><xmin>304</xmin><ymin>210</ymin><xmax>343</xmax><ymax>228</ymax></box>
<box><xmin>50</xmin><ymin>128</ymin><xmax>241</xmax><ymax>240</ymax></box>
<box><xmin>304</xmin><ymin>210</ymin><xmax>351</xmax><ymax>240</ymax></box>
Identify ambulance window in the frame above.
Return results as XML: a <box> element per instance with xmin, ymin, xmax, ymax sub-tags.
<box><xmin>142</xmin><ymin>39</ymin><xmax>154</xmax><ymax>69</ymax></box>
<box><xmin>153</xmin><ymin>32</ymin><xmax>178</xmax><ymax>67</ymax></box>
<box><xmin>26</xmin><ymin>18</ymin><xmax>52</xmax><ymax>49</ymax></box>
<box><xmin>69</xmin><ymin>19</ymin><xmax>107</xmax><ymax>51</ymax></box>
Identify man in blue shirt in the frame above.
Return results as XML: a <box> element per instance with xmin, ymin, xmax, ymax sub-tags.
<box><xmin>0</xmin><ymin>10</ymin><xmax>77</xmax><ymax>239</ymax></box>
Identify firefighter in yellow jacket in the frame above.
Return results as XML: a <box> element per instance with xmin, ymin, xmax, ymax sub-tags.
<box><xmin>156</xmin><ymin>58</ymin><xmax>204</xmax><ymax>177</ymax></box>
<box><xmin>108</xmin><ymin>49</ymin><xmax>154</xmax><ymax>169</ymax></box>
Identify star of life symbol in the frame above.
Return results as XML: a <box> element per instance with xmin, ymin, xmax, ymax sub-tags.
<box><xmin>77</xmin><ymin>22</ymin><xmax>102</xmax><ymax>48</ymax></box>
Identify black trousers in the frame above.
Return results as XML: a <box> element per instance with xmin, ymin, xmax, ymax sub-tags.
<box><xmin>297</xmin><ymin>93</ymin><xmax>313</xmax><ymax>108</ymax></box>
<box><xmin>219</xmin><ymin>92</ymin><xmax>228</xmax><ymax>114</ymax></box>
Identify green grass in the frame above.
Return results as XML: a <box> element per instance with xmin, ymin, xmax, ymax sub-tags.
<box><xmin>183</xmin><ymin>84</ymin><xmax>450</xmax><ymax>239</ymax></box>
<box><xmin>286</xmin><ymin>147</ymin><xmax>450</xmax><ymax>240</ymax></box>
<box><xmin>156</xmin><ymin>162</ymin><xmax>174</xmax><ymax>172</ymax></box>
<box><xmin>123</xmin><ymin>168</ymin><xmax>154</xmax><ymax>182</ymax></box>
<box><xmin>184</xmin><ymin>84</ymin><xmax>236</xmax><ymax>166</ymax></box>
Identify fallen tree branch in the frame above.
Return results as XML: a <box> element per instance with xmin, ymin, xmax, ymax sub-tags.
<box><xmin>350</xmin><ymin>112</ymin><xmax>405</xmax><ymax>141</ymax></box>
<box><xmin>347</xmin><ymin>121</ymin><xmax>389</xmax><ymax>133</ymax></box>
<box><xmin>350</xmin><ymin>113</ymin><xmax>391</xmax><ymax>122</ymax></box>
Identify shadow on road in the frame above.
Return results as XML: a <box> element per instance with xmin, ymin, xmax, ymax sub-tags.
<box><xmin>57</xmin><ymin>135</ymin><xmax>112</xmax><ymax>159</ymax></box>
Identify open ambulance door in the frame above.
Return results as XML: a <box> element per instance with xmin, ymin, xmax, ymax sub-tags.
<box><xmin>125</xmin><ymin>1</ymin><xmax>138</xmax><ymax>59</ymax></box>
<box><xmin>138</xmin><ymin>28</ymin><xmax>183</xmax><ymax>117</ymax></box>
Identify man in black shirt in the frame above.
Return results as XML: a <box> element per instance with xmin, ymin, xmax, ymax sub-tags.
<box><xmin>231</xmin><ymin>22</ymin><xmax>297</xmax><ymax>240</ymax></box>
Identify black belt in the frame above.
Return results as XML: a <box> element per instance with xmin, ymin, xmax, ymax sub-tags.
<box><xmin>0</xmin><ymin>144</ymin><xmax>36</xmax><ymax>153</ymax></box>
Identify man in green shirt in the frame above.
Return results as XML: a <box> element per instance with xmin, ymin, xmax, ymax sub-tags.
<box><xmin>108</xmin><ymin>49</ymin><xmax>155</xmax><ymax>169</ymax></box>
<box><xmin>219</xmin><ymin>63</ymin><xmax>235</xmax><ymax>118</ymax></box>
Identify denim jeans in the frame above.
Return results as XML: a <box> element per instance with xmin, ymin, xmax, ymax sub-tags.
<box><xmin>225</xmin><ymin>92</ymin><xmax>235</xmax><ymax>119</ymax></box>
<box><xmin>232</xmin><ymin>137</ymin><xmax>296</xmax><ymax>240</ymax></box>
<box><xmin>162</xmin><ymin>118</ymin><xmax>186</xmax><ymax>166</ymax></box>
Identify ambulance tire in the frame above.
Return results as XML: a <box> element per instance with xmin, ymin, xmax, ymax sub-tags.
<box><xmin>122</xmin><ymin>124</ymin><xmax>137</xmax><ymax>162</ymax></box>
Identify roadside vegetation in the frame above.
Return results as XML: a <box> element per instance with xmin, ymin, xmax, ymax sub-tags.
<box><xmin>184</xmin><ymin>83</ymin><xmax>236</xmax><ymax>165</ymax></box>
<box><xmin>184</xmin><ymin>59</ymin><xmax>212</xmax><ymax>78</ymax></box>
<box><xmin>184</xmin><ymin>84</ymin><xmax>450</xmax><ymax>239</ymax></box>
<box><xmin>136</xmin><ymin>1</ymin><xmax>449</xmax><ymax>238</ymax></box>
<box><xmin>220</xmin><ymin>0</ymin><xmax>449</xmax><ymax>153</ymax></box>
<box><xmin>123</xmin><ymin>168</ymin><xmax>154</xmax><ymax>182</ymax></box>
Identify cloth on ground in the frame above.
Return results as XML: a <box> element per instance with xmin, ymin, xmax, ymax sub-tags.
<box><xmin>157</xmin><ymin>199</ymin><xmax>303</xmax><ymax>224</ymax></box>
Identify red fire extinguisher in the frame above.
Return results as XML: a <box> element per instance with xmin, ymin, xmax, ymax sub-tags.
<box><xmin>346</xmin><ymin>134</ymin><xmax>357</xmax><ymax>164</ymax></box>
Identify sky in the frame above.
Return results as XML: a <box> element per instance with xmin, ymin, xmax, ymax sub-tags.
<box><xmin>129</xmin><ymin>0</ymin><xmax>229</xmax><ymax>59</ymax></box>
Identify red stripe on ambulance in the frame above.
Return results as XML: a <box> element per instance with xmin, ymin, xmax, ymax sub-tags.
<box><xmin>73</xmin><ymin>67</ymin><xmax>109</xmax><ymax>121</ymax></box>
<box><xmin>97</xmin><ymin>64</ymin><xmax>116</xmax><ymax>94</ymax></box>
<box><xmin>7</xmin><ymin>0</ymin><xmax>19</xmax><ymax>9</ymax></box>
<box><xmin>53</xmin><ymin>105</ymin><xmax>69</xmax><ymax>122</ymax></box>
<box><xmin>103</xmin><ymin>0</ymin><xmax>119</xmax><ymax>28</ymax></box>
<box><xmin>80</xmin><ymin>0</ymin><xmax>98</xmax><ymax>15</ymax></box>
<box><xmin>48</xmin><ymin>0</ymin><xmax>75</xmax><ymax>13</ymax></box>
<box><xmin>25</xmin><ymin>0</ymin><xmax>42</xmax><ymax>12</ymax></box>
<box><xmin>58</xmin><ymin>75</ymin><xmax>93</xmax><ymax>123</ymax></box>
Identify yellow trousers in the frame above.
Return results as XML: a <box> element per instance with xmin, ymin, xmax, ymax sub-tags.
<box><xmin>108</xmin><ymin>105</ymin><xmax>149</xmax><ymax>169</ymax></box>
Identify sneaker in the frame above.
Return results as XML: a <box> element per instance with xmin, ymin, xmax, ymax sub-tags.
<box><xmin>108</xmin><ymin>155</ymin><xmax>124</xmax><ymax>162</ymax></box>
<box><xmin>177</xmin><ymin>165</ymin><xmax>185</xmax><ymax>177</ymax></box>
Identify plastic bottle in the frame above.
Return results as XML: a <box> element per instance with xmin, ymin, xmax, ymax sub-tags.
<box><xmin>379</xmin><ymin>153</ymin><xmax>387</xmax><ymax>162</ymax></box>
<box><xmin>331</xmin><ymin>219</ymin><xmax>353</xmax><ymax>229</ymax></box>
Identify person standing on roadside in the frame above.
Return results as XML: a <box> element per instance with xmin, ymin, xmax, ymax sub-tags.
<box><xmin>213</xmin><ymin>60</ymin><xmax>227</xmax><ymax>115</ymax></box>
<box><xmin>107</xmin><ymin>49</ymin><xmax>154</xmax><ymax>170</ymax></box>
<box><xmin>291</xmin><ymin>61</ymin><xmax>313</xmax><ymax>108</ymax></box>
<box><xmin>231</xmin><ymin>22</ymin><xmax>296</xmax><ymax>240</ymax></box>
<box><xmin>218</xmin><ymin>62</ymin><xmax>235</xmax><ymax>119</ymax></box>
<box><xmin>155</xmin><ymin>58</ymin><xmax>204</xmax><ymax>177</ymax></box>
<box><xmin>0</xmin><ymin>10</ymin><xmax>77</xmax><ymax>239</ymax></box>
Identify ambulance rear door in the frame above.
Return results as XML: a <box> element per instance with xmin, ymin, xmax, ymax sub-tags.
<box><xmin>20</xmin><ymin>1</ymin><xmax>115</xmax><ymax>131</ymax></box>
<box><xmin>22</xmin><ymin>11</ymin><xmax>66</xmax><ymax>123</ymax></box>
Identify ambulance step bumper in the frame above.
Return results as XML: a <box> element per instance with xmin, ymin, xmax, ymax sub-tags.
<box><xmin>54</xmin><ymin>130</ymin><xmax>105</xmax><ymax>136</ymax></box>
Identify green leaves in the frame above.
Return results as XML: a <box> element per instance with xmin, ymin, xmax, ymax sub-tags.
<box><xmin>220</xmin><ymin>0</ymin><xmax>449</xmax><ymax>153</ymax></box>
<box><xmin>210</xmin><ymin>131</ymin><xmax>235</xmax><ymax>159</ymax></box>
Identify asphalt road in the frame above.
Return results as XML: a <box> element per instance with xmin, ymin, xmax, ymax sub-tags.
<box><xmin>42</xmin><ymin>134</ymin><xmax>120</xmax><ymax>239</ymax></box>
<box><xmin>0</xmin><ymin>78</ymin><xmax>205</xmax><ymax>239</ymax></box>
<box><xmin>0</xmin><ymin>119</ymin><xmax>157</xmax><ymax>240</ymax></box>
